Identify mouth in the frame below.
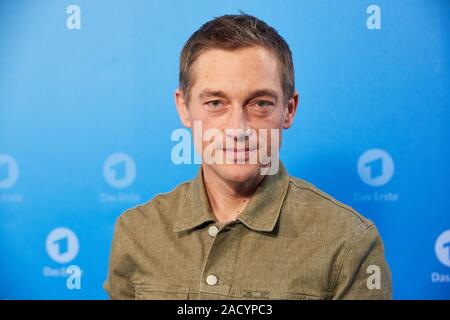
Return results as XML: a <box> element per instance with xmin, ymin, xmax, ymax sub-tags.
<box><xmin>222</xmin><ymin>148</ymin><xmax>256</xmax><ymax>153</ymax></box>
<box><xmin>220</xmin><ymin>148</ymin><xmax>258</xmax><ymax>163</ymax></box>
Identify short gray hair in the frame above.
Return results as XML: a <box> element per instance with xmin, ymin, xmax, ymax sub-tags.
<box><xmin>179</xmin><ymin>13</ymin><xmax>295</xmax><ymax>104</ymax></box>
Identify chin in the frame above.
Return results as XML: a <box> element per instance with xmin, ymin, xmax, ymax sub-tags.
<box><xmin>210</xmin><ymin>163</ymin><xmax>262</xmax><ymax>183</ymax></box>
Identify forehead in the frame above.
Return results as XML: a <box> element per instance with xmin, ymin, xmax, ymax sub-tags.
<box><xmin>189</xmin><ymin>46</ymin><xmax>283</xmax><ymax>97</ymax></box>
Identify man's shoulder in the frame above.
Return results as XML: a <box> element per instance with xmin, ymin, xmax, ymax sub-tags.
<box><xmin>286</xmin><ymin>175</ymin><xmax>373</xmax><ymax>231</ymax></box>
<box><xmin>116</xmin><ymin>179</ymin><xmax>193</xmax><ymax>226</ymax></box>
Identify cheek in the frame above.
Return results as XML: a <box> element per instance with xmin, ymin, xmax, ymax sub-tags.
<box><xmin>251</xmin><ymin>106</ymin><xmax>286</xmax><ymax>128</ymax></box>
<box><xmin>190</xmin><ymin>113</ymin><xmax>226</xmax><ymax>145</ymax></box>
<box><xmin>253</xmin><ymin>109</ymin><xmax>285</xmax><ymax>152</ymax></box>
<box><xmin>255</xmin><ymin>128</ymin><xmax>282</xmax><ymax>154</ymax></box>
<box><xmin>191</xmin><ymin>121</ymin><xmax>222</xmax><ymax>154</ymax></box>
<box><xmin>189</xmin><ymin>104</ymin><xmax>222</xmax><ymax>126</ymax></box>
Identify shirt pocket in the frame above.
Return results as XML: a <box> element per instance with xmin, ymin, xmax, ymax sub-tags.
<box><xmin>240</xmin><ymin>289</ymin><xmax>326</xmax><ymax>300</ymax></box>
<box><xmin>133</xmin><ymin>283</ymin><xmax>190</xmax><ymax>300</ymax></box>
<box><xmin>273</xmin><ymin>292</ymin><xmax>325</xmax><ymax>300</ymax></box>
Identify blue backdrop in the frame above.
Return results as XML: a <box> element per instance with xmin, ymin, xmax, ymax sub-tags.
<box><xmin>0</xmin><ymin>0</ymin><xmax>449</xmax><ymax>299</ymax></box>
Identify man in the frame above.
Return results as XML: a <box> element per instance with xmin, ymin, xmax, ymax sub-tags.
<box><xmin>104</xmin><ymin>13</ymin><xmax>392</xmax><ymax>300</ymax></box>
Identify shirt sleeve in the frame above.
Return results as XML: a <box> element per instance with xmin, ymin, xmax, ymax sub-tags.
<box><xmin>332</xmin><ymin>224</ymin><xmax>392</xmax><ymax>300</ymax></box>
<box><xmin>103</xmin><ymin>215</ymin><xmax>135</xmax><ymax>300</ymax></box>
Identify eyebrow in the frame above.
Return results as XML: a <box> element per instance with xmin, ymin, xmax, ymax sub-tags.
<box><xmin>198</xmin><ymin>88</ymin><xmax>279</xmax><ymax>104</ymax></box>
<box><xmin>198</xmin><ymin>89</ymin><xmax>228</xmax><ymax>101</ymax></box>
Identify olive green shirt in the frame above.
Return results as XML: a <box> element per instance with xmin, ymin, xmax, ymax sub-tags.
<box><xmin>104</xmin><ymin>162</ymin><xmax>392</xmax><ymax>300</ymax></box>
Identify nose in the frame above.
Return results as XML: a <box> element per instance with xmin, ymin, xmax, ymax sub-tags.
<box><xmin>225</xmin><ymin>106</ymin><xmax>251</xmax><ymax>143</ymax></box>
<box><xmin>227</xmin><ymin>105</ymin><xmax>247</xmax><ymax>130</ymax></box>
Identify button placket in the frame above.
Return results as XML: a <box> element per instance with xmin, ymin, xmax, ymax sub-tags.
<box><xmin>199</xmin><ymin>221</ymin><xmax>240</xmax><ymax>295</ymax></box>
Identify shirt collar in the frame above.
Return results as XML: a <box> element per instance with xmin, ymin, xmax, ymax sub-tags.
<box><xmin>173</xmin><ymin>161</ymin><xmax>290</xmax><ymax>233</ymax></box>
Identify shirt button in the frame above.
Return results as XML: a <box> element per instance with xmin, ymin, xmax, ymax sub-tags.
<box><xmin>206</xmin><ymin>274</ymin><xmax>218</xmax><ymax>286</ymax></box>
<box><xmin>208</xmin><ymin>225</ymin><xmax>219</xmax><ymax>237</ymax></box>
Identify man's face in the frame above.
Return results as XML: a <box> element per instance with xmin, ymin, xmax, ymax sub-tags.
<box><xmin>175</xmin><ymin>46</ymin><xmax>298</xmax><ymax>183</ymax></box>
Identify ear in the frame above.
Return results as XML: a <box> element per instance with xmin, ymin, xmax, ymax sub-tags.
<box><xmin>174</xmin><ymin>88</ymin><xmax>192</xmax><ymax>128</ymax></box>
<box><xmin>283</xmin><ymin>90</ymin><xmax>299</xmax><ymax>129</ymax></box>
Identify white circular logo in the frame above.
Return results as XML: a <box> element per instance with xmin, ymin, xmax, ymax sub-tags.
<box><xmin>0</xmin><ymin>154</ymin><xmax>19</xmax><ymax>189</ymax></box>
<box><xmin>103</xmin><ymin>153</ymin><xmax>136</xmax><ymax>189</ymax></box>
<box><xmin>46</xmin><ymin>227</ymin><xmax>79</xmax><ymax>264</ymax></box>
<box><xmin>435</xmin><ymin>230</ymin><xmax>450</xmax><ymax>267</ymax></box>
<box><xmin>357</xmin><ymin>149</ymin><xmax>394</xmax><ymax>187</ymax></box>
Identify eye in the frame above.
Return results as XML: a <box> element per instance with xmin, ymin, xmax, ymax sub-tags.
<box><xmin>205</xmin><ymin>100</ymin><xmax>223</xmax><ymax>108</ymax></box>
<box><xmin>254</xmin><ymin>100</ymin><xmax>274</xmax><ymax>108</ymax></box>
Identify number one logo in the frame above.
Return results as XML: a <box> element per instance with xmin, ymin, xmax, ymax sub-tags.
<box><xmin>103</xmin><ymin>153</ymin><xmax>136</xmax><ymax>189</ymax></box>
<box><xmin>435</xmin><ymin>230</ymin><xmax>450</xmax><ymax>267</ymax></box>
<box><xmin>0</xmin><ymin>161</ymin><xmax>8</xmax><ymax>180</ymax></box>
<box><xmin>46</xmin><ymin>227</ymin><xmax>79</xmax><ymax>264</ymax></box>
<box><xmin>357</xmin><ymin>149</ymin><xmax>394</xmax><ymax>187</ymax></box>
<box><xmin>0</xmin><ymin>154</ymin><xmax>19</xmax><ymax>189</ymax></box>
<box><xmin>54</xmin><ymin>236</ymin><xmax>69</xmax><ymax>255</ymax></box>
<box><xmin>111</xmin><ymin>161</ymin><xmax>126</xmax><ymax>181</ymax></box>
<box><xmin>365</xmin><ymin>157</ymin><xmax>383</xmax><ymax>180</ymax></box>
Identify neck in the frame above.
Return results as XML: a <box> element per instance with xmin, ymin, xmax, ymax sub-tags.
<box><xmin>202</xmin><ymin>165</ymin><xmax>264</xmax><ymax>224</ymax></box>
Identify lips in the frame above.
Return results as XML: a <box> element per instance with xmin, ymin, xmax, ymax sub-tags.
<box><xmin>222</xmin><ymin>148</ymin><xmax>256</xmax><ymax>152</ymax></box>
<box><xmin>223</xmin><ymin>145</ymin><xmax>255</xmax><ymax>152</ymax></box>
